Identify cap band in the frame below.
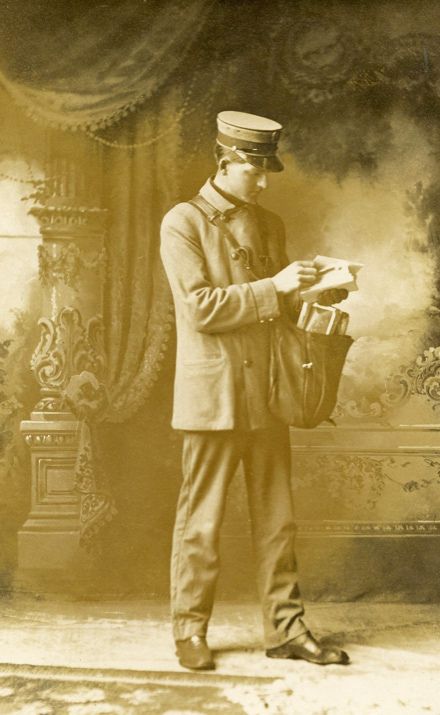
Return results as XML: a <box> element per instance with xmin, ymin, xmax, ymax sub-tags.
<box><xmin>217</xmin><ymin>132</ymin><xmax>279</xmax><ymax>156</ymax></box>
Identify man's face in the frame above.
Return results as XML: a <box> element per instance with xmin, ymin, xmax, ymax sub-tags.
<box><xmin>223</xmin><ymin>160</ymin><xmax>269</xmax><ymax>203</ymax></box>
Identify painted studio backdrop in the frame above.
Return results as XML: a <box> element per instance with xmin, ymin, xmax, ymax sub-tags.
<box><xmin>1</xmin><ymin>0</ymin><xmax>440</xmax><ymax>600</ymax></box>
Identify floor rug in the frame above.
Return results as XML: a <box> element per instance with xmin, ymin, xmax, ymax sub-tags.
<box><xmin>0</xmin><ymin>663</ymin><xmax>277</xmax><ymax>715</ymax></box>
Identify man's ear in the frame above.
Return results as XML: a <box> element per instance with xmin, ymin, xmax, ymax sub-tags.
<box><xmin>219</xmin><ymin>158</ymin><xmax>229</xmax><ymax>174</ymax></box>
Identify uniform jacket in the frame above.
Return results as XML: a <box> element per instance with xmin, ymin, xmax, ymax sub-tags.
<box><xmin>160</xmin><ymin>178</ymin><xmax>292</xmax><ymax>431</ymax></box>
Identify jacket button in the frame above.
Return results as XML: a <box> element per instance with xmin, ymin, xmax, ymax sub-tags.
<box><xmin>243</xmin><ymin>359</ymin><xmax>253</xmax><ymax>367</ymax></box>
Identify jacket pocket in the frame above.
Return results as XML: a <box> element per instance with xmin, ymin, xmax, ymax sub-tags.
<box><xmin>174</xmin><ymin>357</ymin><xmax>232</xmax><ymax>428</ymax></box>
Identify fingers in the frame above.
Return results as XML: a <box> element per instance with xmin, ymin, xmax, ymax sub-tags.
<box><xmin>273</xmin><ymin>260</ymin><xmax>318</xmax><ymax>293</ymax></box>
<box><xmin>296</xmin><ymin>263</ymin><xmax>317</xmax><ymax>284</ymax></box>
<box><xmin>298</xmin><ymin>267</ymin><xmax>317</xmax><ymax>276</ymax></box>
<box><xmin>295</xmin><ymin>260</ymin><xmax>315</xmax><ymax>268</ymax></box>
<box><xmin>298</xmin><ymin>274</ymin><xmax>317</xmax><ymax>285</ymax></box>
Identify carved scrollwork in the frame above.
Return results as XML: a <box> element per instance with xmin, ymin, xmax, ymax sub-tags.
<box><xmin>384</xmin><ymin>347</ymin><xmax>440</xmax><ymax>410</ymax></box>
<box><xmin>30</xmin><ymin>205</ymin><xmax>107</xmax><ymax>239</ymax></box>
<box><xmin>33</xmin><ymin>397</ymin><xmax>68</xmax><ymax>412</ymax></box>
<box><xmin>23</xmin><ymin>432</ymin><xmax>78</xmax><ymax>447</ymax></box>
<box><xmin>293</xmin><ymin>453</ymin><xmax>440</xmax><ymax>510</ymax></box>
<box><xmin>333</xmin><ymin>398</ymin><xmax>386</xmax><ymax>420</ymax></box>
<box><xmin>30</xmin><ymin>307</ymin><xmax>106</xmax><ymax>396</ymax></box>
<box><xmin>336</xmin><ymin>345</ymin><xmax>440</xmax><ymax>420</ymax></box>
<box><xmin>38</xmin><ymin>243</ymin><xmax>107</xmax><ymax>289</ymax></box>
<box><xmin>293</xmin><ymin>453</ymin><xmax>397</xmax><ymax>509</ymax></box>
<box><xmin>413</xmin><ymin>347</ymin><xmax>440</xmax><ymax>404</ymax></box>
<box><xmin>382</xmin><ymin>365</ymin><xmax>415</xmax><ymax>408</ymax></box>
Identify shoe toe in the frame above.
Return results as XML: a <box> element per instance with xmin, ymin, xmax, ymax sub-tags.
<box><xmin>265</xmin><ymin>633</ymin><xmax>350</xmax><ymax>667</ymax></box>
<box><xmin>175</xmin><ymin>636</ymin><xmax>215</xmax><ymax>671</ymax></box>
<box><xmin>321</xmin><ymin>646</ymin><xmax>350</xmax><ymax>665</ymax></box>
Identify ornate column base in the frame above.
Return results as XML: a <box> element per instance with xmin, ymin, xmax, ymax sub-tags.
<box><xmin>16</xmin><ymin>416</ymin><xmax>91</xmax><ymax>593</ymax></box>
<box><xmin>16</xmin><ymin>301</ymin><xmax>108</xmax><ymax>593</ymax></box>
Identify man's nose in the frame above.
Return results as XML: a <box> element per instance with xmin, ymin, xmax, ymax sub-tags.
<box><xmin>257</xmin><ymin>173</ymin><xmax>268</xmax><ymax>189</ymax></box>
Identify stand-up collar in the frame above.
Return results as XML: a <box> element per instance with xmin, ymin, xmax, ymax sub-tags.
<box><xmin>199</xmin><ymin>178</ymin><xmax>246</xmax><ymax>215</ymax></box>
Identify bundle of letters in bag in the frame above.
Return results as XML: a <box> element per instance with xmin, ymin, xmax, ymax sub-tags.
<box><xmin>268</xmin><ymin>255</ymin><xmax>363</xmax><ymax>428</ymax></box>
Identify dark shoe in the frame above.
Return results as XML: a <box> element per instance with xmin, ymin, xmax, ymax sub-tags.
<box><xmin>175</xmin><ymin>635</ymin><xmax>215</xmax><ymax>670</ymax></box>
<box><xmin>266</xmin><ymin>630</ymin><xmax>350</xmax><ymax>666</ymax></box>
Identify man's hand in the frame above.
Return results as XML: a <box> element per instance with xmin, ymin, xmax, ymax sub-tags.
<box><xmin>317</xmin><ymin>288</ymin><xmax>349</xmax><ymax>305</ymax></box>
<box><xmin>271</xmin><ymin>261</ymin><xmax>317</xmax><ymax>295</ymax></box>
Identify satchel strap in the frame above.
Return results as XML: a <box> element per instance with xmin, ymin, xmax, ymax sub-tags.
<box><xmin>189</xmin><ymin>193</ymin><xmax>261</xmax><ymax>280</ymax></box>
<box><xmin>189</xmin><ymin>194</ymin><xmax>223</xmax><ymax>224</ymax></box>
<box><xmin>189</xmin><ymin>194</ymin><xmax>242</xmax><ymax>252</ymax></box>
<box><xmin>189</xmin><ymin>194</ymin><xmax>259</xmax><ymax>279</ymax></box>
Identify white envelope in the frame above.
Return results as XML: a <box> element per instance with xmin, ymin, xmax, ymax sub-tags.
<box><xmin>300</xmin><ymin>254</ymin><xmax>363</xmax><ymax>303</ymax></box>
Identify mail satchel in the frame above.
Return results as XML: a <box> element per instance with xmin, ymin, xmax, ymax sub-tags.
<box><xmin>268</xmin><ymin>316</ymin><xmax>353</xmax><ymax>428</ymax></box>
<box><xmin>188</xmin><ymin>192</ymin><xmax>353</xmax><ymax>429</ymax></box>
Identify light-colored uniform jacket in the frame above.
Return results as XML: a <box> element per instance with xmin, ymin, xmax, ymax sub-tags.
<box><xmin>160</xmin><ymin>179</ymin><xmax>291</xmax><ymax>431</ymax></box>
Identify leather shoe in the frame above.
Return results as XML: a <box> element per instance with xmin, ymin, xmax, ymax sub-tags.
<box><xmin>266</xmin><ymin>630</ymin><xmax>350</xmax><ymax>666</ymax></box>
<box><xmin>175</xmin><ymin>635</ymin><xmax>215</xmax><ymax>670</ymax></box>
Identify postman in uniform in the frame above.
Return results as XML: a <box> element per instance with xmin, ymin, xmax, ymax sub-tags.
<box><xmin>160</xmin><ymin>110</ymin><xmax>349</xmax><ymax>670</ymax></box>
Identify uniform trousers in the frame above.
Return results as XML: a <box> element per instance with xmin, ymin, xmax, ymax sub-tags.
<box><xmin>171</xmin><ymin>422</ymin><xmax>307</xmax><ymax>648</ymax></box>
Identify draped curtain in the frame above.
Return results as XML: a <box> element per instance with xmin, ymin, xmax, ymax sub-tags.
<box><xmin>68</xmin><ymin>86</ymin><xmax>186</xmax><ymax>545</ymax></box>
<box><xmin>0</xmin><ymin>0</ymin><xmax>215</xmax><ymax>130</ymax></box>
<box><xmin>103</xmin><ymin>89</ymin><xmax>182</xmax><ymax>421</ymax></box>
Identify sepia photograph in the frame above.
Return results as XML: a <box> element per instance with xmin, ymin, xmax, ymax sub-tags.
<box><xmin>0</xmin><ymin>1</ymin><xmax>439</xmax><ymax>712</ymax></box>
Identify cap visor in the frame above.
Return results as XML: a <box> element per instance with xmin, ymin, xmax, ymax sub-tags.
<box><xmin>247</xmin><ymin>154</ymin><xmax>284</xmax><ymax>173</ymax></box>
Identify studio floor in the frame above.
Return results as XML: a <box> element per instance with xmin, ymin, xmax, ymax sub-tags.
<box><xmin>0</xmin><ymin>598</ymin><xmax>438</xmax><ymax>714</ymax></box>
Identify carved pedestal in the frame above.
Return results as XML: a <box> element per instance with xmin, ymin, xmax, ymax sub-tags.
<box><xmin>18</xmin><ymin>419</ymin><xmax>80</xmax><ymax>571</ymax></box>
<box><xmin>18</xmin><ymin>307</ymin><xmax>106</xmax><ymax>588</ymax></box>
<box><xmin>18</xmin><ymin>143</ymin><xmax>107</xmax><ymax>590</ymax></box>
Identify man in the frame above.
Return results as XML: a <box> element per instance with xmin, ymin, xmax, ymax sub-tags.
<box><xmin>160</xmin><ymin>111</ymin><xmax>349</xmax><ymax>670</ymax></box>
